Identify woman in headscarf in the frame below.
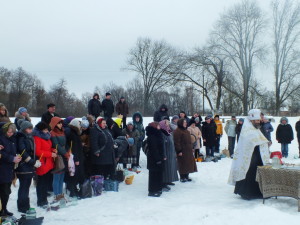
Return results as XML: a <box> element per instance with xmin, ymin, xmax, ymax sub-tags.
<box><xmin>159</xmin><ymin>119</ymin><xmax>179</xmax><ymax>189</ymax></box>
<box><xmin>173</xmin><ymin>119</ymin><xmax>197</xmax><ymax>182</ymax></box>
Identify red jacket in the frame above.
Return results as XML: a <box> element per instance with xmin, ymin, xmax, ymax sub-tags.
<box><xmin>34</xmin><ymin>136</ymin><xmax>54</xmax><ymax>176</ymax></box>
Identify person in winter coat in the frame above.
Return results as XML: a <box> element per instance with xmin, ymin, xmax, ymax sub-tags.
<box><xmin>106</xmin><ymin>118</ymin><xmax>123</xmax><ymax>139</ymax></box>
<box><xmin>50</xmin><ymin>117</ymin><xmax>67</xmax><ymax>202</ymax></box>
<box><xmin>170</xmin><ymin>115</ymin><xmax>179</xmax><ymax>132</ymax></box>
<box><xmin>159</xmin><ymin>119</ymin><xmax>179</xmax><ymax>189</ymax></box>
<box><xmin>0</xmin><ymin>103</ymin><xmax>11</xmax><ymax>123</ymax></box>
<box><xmin>122</xmin><ymin>121</ymin><xmax>140</xmax><ymax>169</ymax></box>
<box><xmin>214</xmin><ymin>115</ymin><xmax>223</xmax><ymax>153</ymax></box>
<box><xmin>65</xmin><ymin>119</ymin><xmax>85</xmax><ymax>198</ymax></box>
<box><xmin>63</xmin><ymin>116</ymin><xmax>75</xmax><ymax>137</ymax></box>
<box><xmin>0</xmin><ymin>123</ymin><xmax>21</xmax><ymax>216</ymax></box>
<box><xmin>102</xmin><ymin>93</ymin><xmax>114</xmax><ymax>119</ymax></box>
<box><xmin>179</xmin><ymin>111</ymin><xmax>190</xmax><ymax>125</ymax></box>
<box><xmin>276</xmin><ymin>117</ymin><xmax>294</xmax><ymax>158</ymax></box>
<box><xmin>41</xmin><ymin>103</ymin><xmax>59</xmax><ymax>125</ymax></box>
<box><xmin>236</xmin><ymin>118</ymin><xmax>244</xmax><ymax>142</ymax></box>
<box><xmin>146</xmin><ymin>122</ymin><xmax>165</xmax><ymax>197</ymax></box>
<box><xmin>33</xmin><ymin>122</ymin><xmax>57</xmax><ymax>207</ymax></box>
<box><xmin>16</xmin><ymin>120</ymin><xmax>41</xmax><ymax>213</ymax></box>
<box><xmin>88</xmin><ymin>93</ymin><xmax>102</xmax><ymax>119</ymax></box>
<box><xmin>225</xmin><ymin>116</ymin><xmax>237</xmax><ymax>157</ymax></box>
<box><xmin>188</xmin><ymin>118</ymin><xmax>202</xmax><ymax>159</ymax></box>
<box><xmin>133</xmin><ymin>112</ymin><xmax>145</xmax><ymax>167</ymax></box>
<box><xmin>114</xmin><ymin>136</ymin><xmax>132</xmax><ymax>162</ymax></box>
<box><xmin>153</xmin><ymin>104</ymin><xmax>169</xmax><ymax>122</ymax></box>
<box><xmin>115</xmin><ymin>97</ymin><xmax>129</xmax><ymax>128</ymax></box>
<box><xmin>202</xmin><ymin>116</ymin><xmax>217</xmax><ymax>158</ymax></box>
<box><xmin>262</xmin><ymin>117</ymin><xmax>273</xmax><ymax>143</ymax></box>
<box><xmin>14</xmin><ymin>107</ymin><xmax>31</xmax><ymax>131</ymax></box>
<box><xmin>90</xmin><ymin>117</ymin><xmax>116</xmax><ymax>179</ymax></box>
<box><xmin>296</xmin><ymin>119</ymin><xmax>300</xmax><ymax>158</ymax></box>
<box><xmin>173</xmin><ymin>118</ymin><xmax>197</xmax><ymax>182</ymax></box>
<box><xmin>80</xmin><ymin>116</ymin><xmax>93</xmax><ymax>178</ymax></box>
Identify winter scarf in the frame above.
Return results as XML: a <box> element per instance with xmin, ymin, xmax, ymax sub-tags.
<box><xmin>32</xmin><ymin>128</ymin><xmax>51</xmax><ymax>140</ymax></box>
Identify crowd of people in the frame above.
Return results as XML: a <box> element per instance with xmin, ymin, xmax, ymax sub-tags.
<box><xmin>0</xmin><ymin>93</ymin><xmax>300</xmax><ymax>217</ymax></box>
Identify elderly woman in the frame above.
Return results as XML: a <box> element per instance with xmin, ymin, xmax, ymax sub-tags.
<box><xmin>90</xmin><ymin>117</ymin><xmax>116</xmax><ymax>179</ymax></box>
<box><xmin>187</xmin><ymin>118</ymin><xmax>202</xmax><ymax>159</ymax></box>
<box><xmin>159</xmin><ymin>119</ymin><xmax>179</xmax><ymax>190</ymax></box>
<box><xmin>0</xmin><ymin>122</ymin><xmax>21</xmax><ymax>216</ymax></box>
<box><xmin>173</xmin><ymin>118</ymin><xmax>197</xmax><ymax>182</ymax></box>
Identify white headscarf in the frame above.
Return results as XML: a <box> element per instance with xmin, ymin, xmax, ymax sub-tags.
<box><xmin>228</xmin><ymin>110</ymin><xmax>269</xmax><ymax>185</ymax></box>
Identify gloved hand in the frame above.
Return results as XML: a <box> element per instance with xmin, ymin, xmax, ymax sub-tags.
<box><xmin>114</xmin><ymin>144</ymin><xmax>118</xmax><ymax>149</ymax></box>
<box><xmin>34</xmin><ymin>160</ymin><xmax>42</xmax><ymax>168</ymax></box>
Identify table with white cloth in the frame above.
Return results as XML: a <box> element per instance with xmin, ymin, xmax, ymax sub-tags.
<box><xmin>256</xmin><ymin>166</ymin><xmax>300</xmax><ymax>212</ymax></box>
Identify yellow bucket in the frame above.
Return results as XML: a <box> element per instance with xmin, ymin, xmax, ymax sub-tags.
<box><xmin>125</xmin><ymin>175</ymin><xmax>134</xmax><ymax>185</ymax></box>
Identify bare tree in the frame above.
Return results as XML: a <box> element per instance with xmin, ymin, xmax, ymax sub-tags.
<box><xmin>271</xmin><ymin>0</ymin><xmax>300</xmax><ymax>115</ymax></box>
<box><xmin>125</xmin><ymin>37</ymin><xmax>177</xmax><ymax>114</ymax></box>
<box><xmin>210</xmin><ymin>0</ymin><xmax>266</xmax><ymax>115</ymax></box>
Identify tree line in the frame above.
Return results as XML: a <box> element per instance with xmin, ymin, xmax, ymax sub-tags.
<box><xmin>1</xmin><ymin>0</ymin><xmax>300</xmax><ymax>117</ymax></box>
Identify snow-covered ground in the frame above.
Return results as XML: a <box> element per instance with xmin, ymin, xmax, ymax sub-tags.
<box><xmin>7</xmin><ymin>116</ymin><xmax>300</xmax><ymax>225</ymax></box>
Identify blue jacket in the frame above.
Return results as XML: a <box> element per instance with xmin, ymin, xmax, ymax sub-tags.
<box><xmin>262</xmin><ymin>122</ymin><xmax>274</xmax><ymax>142</ymax></box>
<box><xmin>0</xmin><ymin>123</ymin><xmax>17</xmax><ymax>184</ymax></box>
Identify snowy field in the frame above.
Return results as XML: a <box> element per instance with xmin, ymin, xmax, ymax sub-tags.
<box><xmin>7</xmin><ymin>116</ymin><xmax>300</xmax><ymax>225</ymax></box>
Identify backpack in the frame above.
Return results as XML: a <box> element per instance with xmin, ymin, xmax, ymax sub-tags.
<box><xmin>142</xmin><ymin>138</ymin><xmax>149</xmax><ymax>156</ymax></box>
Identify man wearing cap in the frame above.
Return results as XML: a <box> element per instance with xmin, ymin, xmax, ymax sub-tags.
<box><xmin>14</xmin><ymin>107</ymin><xmax>31</xmax><ymax>131</ymax></box>
<box><xmin>41</xmin><ymin>103</ymin><xmax>59</xmax><ymax>125</ymax></box>
<box><xmin>102</xmin><ymin>93</ymin><xmax>114</xmax><ymax>120</ymax></box>
<box><xmin>88</xmin><ymin>93</ymin><xmax>102</xmax><ymax>119</ymax></box>
<box><xmin>228</xmin><ymin>109</ymin><xmax>269</xmax><ymax>200</ymax></box>
<box><xmin>225</xmin><ymin>115</ymin><xmax>237</xmax><ymax>157</ymax></box>
<box><xmin>115</xmin><ymin>97</ymin><xmax>129</xmax><ymax>128</ymax></box>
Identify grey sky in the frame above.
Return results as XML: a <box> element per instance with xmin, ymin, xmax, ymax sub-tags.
<box><xmin>0</xmin><ymin>0</ymin><xmax>272</xmax><ymax>98</ymax></box>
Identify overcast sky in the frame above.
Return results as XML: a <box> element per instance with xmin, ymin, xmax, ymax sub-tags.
<box><xmin>0</xmin><ymin>0</ymin><xmax>272</xmax><ymax>98</ymax></box>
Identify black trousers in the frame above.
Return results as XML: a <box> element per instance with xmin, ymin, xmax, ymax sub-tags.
<box><xmin>122</xmin><ymin>116</ymin><xmax>127</xmax><ymax>129</ymax></box>
<box><xmin>36</xmin><ymin>171</ymin><xmax>52</xmax><ymax>206</ymax></box>
<box><xmin>17</xmin><ymin>173</ymin><xmax>33</xmax><ymax>212</ymax></box>
<box><xmin>148</xmin><ymin>170</ymin><xmax>163</xmax><ymax>193</ymax></box>
<box><xmin>0</xmin><ymin>182</ymin><xmax>12</xmax><ymax>211</ymax></box>
<box><xmin>92</xmin><ymin>164</ymin><xmax>115</xmax><ymax>179</ymax></box>
<box><xmin>215</xmin><ymin>135</ymin><xmax>221</xmax><ymax>153</ymax></box>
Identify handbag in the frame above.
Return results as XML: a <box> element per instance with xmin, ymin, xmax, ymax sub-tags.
<box><xmin>115</xmin><ymin>164</ymin><xmax>125</xmax><ymax>182</ymax></box>
<box><xmin>103</xmin><ymin>179</ymin><xmax>119</xmax><ymax>192</ymax></box>
<box><xmin>90</xmin><ymin>175</ymin><xmax>104</xmax><ymax>196</ymax></box>
<box><xmin>80</xmin><ymin>179</ymin><xmax>93</xmax><ymax>198</ymax></box>
<box><xmin>52</xmin><ymin>155</ymin><xmax>65</xmax><ymax>174</ymax></box>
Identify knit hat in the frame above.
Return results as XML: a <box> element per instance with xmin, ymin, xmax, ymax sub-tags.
<box><xmin>171</xmin><ymin>115</ymin><xmax>179</xmax><ymax>121</ymax></box>
<box><xmin>18</xmin><ymin>107</ymin><xmax>27</xmax><ymax>114</ymax></box>
<box><xmin>238</xmin><ymin>118</ymin><xmax>244</xmax><ymax>122</ymax></box>
<box><xmin>18</xmin><ymin>119</ymin><xmax>33</xmax><ymax>132</ymax></box>
<box><xmin>248</xmin><ymin>109</ymin><xmax>261</xmax><ymax>121</ymax></box>
<box><xmin>81</xmin><ymin>117</ymin><xmax>90</xmax><ymax>129</ymax></box>
<box><xmin>161</xmin><ymin>116</ymin><xmax>170</xmax><ymax>121</ymax></box>
<box><xmin>280</xmin><ymin>117</ymin><xmax>288</xmax><ymax>124</ymax></box>
<box><xmin>120</xmin><ymin>96</ymin><xmax>125</xmax><ymax>99</ymax></box>
<box><xmin>148</xmin><ymin>122</ymin><xmax>159</xmax><ymax>129</ymax></box>
<box><xmin>35</xmin><ymin>122</ymin><xmax>50</xmax><ymax>131</ymax></box>
<box><xmin>106</xmin><ymin>92</ymin><xmax>111</xmax><ymax>96</ymax></box>
<box><xmin>127</xmin><ymin>138</ymin><xmax>134</xmax><ymax>146</ymax></box>
<box><xmin>63</xmin><ymin>116</ymin><xmax>75</xmax><ymax>126</ymax></box>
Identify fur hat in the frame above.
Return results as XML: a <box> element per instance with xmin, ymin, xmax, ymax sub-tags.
<box><xmin>248</xmin><ymin>109</ymin><xmax>261</xmax><ymax>121</ymax></box>
<box><xmin>35</xmin><ymin>122</ymin><xmax>50</xmax><ymax>131</ymax></box>
<box><xmin>18</xmin><ymin>107</ymin><xmax>27</xmax><ymax>114</ymax></box>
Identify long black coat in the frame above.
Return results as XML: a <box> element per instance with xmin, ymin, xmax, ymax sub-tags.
<box><xmin>102</xmin><ymin>99</ymin><xmax>114</xmax><ymax>118</ymax></box>
<box><xmin>90</xmin><ymin>125</ymin><xmax>115</xmax><ymax>165</ymax></box>
<box><xmin>296</xmin><ymin>121</ymin><xmax>300</xmax><ymax>138</ymax></box>
<box><xmin>16</xmin><ymin>131</ymin><xmax>36</xmax><ymax>174</ymax></box>
<box><xmin>146</xmin><ymin>126</ymin><xmax>165</xmax><ymax>171</ymax></box>
<box><xmin>0</xmin><ymin>123</ymin><xmax>17</xmax><ymax>184</ymax></box>
<box><xmin>153</xmin><ymin>104</ymin><xmax>169</xmax><ymax>122</ymax></box>
<box><xmin>41</xmin><ymin>111</ymin><xmax>59</xmax><ymax>125</ymax></box>
<box><xmin>276</xmin><ymin>124</ymin><xmax>294</xmax><ymax>144</ymax></box>
<box><xmin>202</xmin><ymin>122</ymin><xmax>217</xmax><ymax>147</ymax></box>
<box><xmin>88</xmin><ymin>98</ymin><xmax>102</xmax><ymax>118</ymax></box>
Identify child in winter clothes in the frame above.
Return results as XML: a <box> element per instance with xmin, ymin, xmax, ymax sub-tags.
<box><xmin>214</xmin><ymin>115</ymin><xmax>223</xmax><ymax>153</ymax></box>
<box><xmin>14</xmin><ymin>107</ymin><xmax>31</xmax><ymax>131</ymax></box>
<box><xmin>16</xmin><ymin>119</ymin><xmax>41</xmax><ymax>213</ymax></box>
<box><xmin>276</xmin><ymin>117</ymin><xmax>294</xmax><ymax>158</ymax></box>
